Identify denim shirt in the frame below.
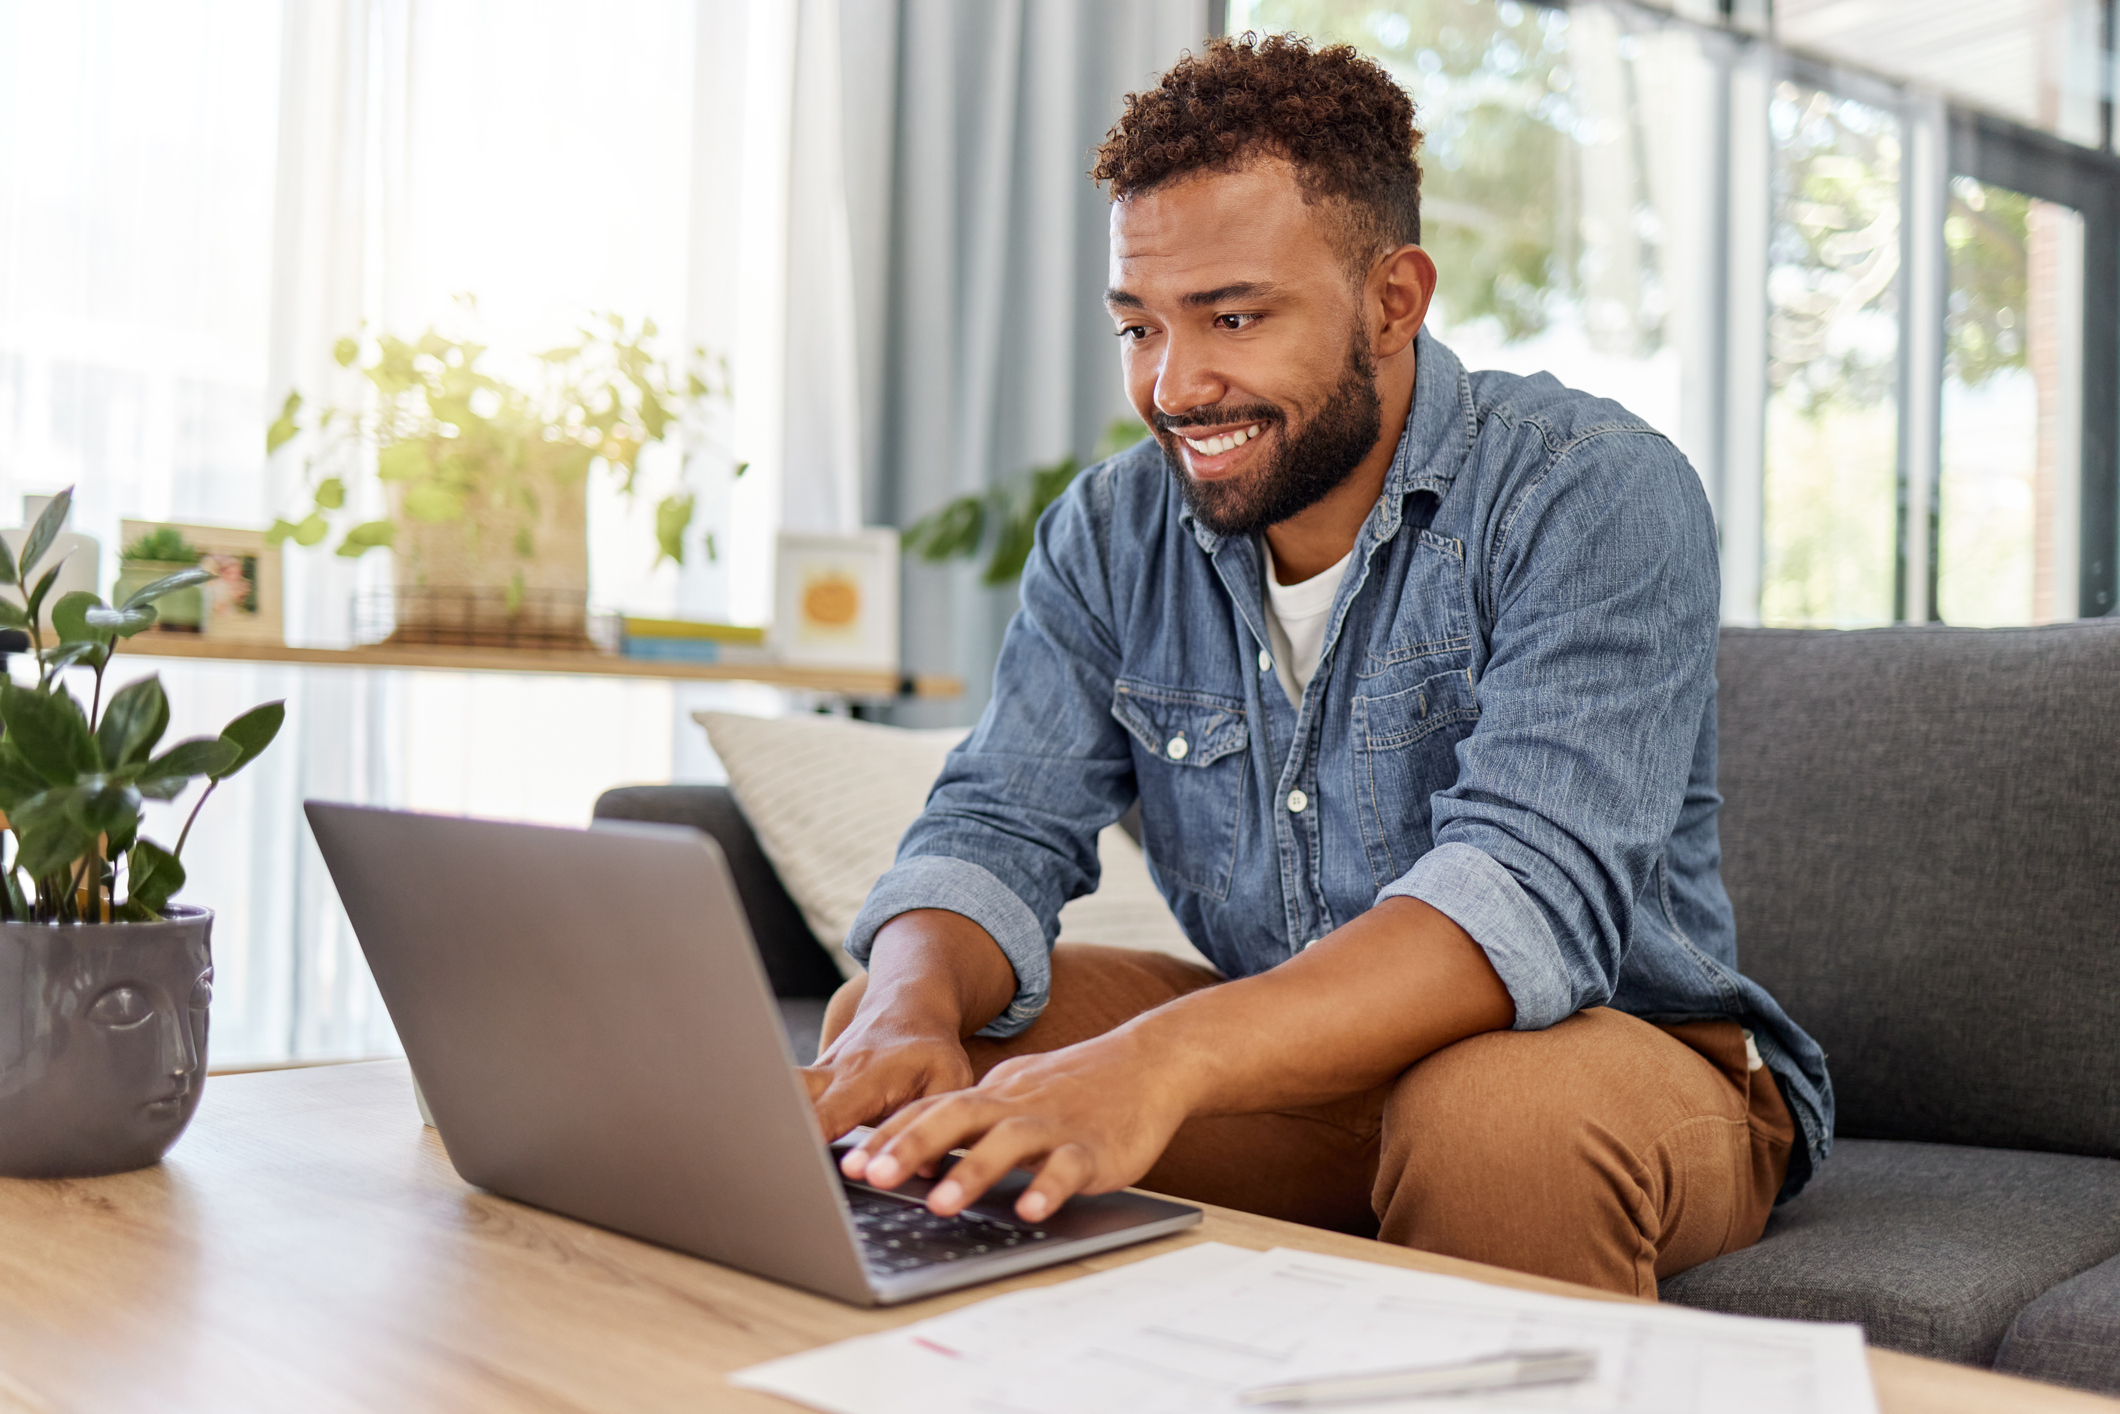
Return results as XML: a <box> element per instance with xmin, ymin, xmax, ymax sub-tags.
<box><xmin>849</xmin><ymin>331</ymin><xmax>1833</xmax><ymax>1198</ymax></box>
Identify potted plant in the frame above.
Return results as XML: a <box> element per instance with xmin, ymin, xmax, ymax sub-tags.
<box><xmin>0</xmin><ymin>489</ymin><xmax>283</xmax><ymax>1178</ymax></box>
<box><xmin>267</xmin><ymin>307</ymin><xmax>733</xmax><ymax>648</ymax></box>
<box><xmin>114</xmin><ymin>526</ymin><xmax>206</xmax><ymax>633</ymax></box>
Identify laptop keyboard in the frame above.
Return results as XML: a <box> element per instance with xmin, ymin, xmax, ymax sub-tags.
<box><xmin>847</xmin><ymin>1185</ymin><xmax>1055</xmax><ymax>1275</ymax></box>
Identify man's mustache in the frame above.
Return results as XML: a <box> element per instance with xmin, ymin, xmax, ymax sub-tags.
<box><xmin>1154</xmin><ymin>404</ymin><xmax>1284</xmax><ymax>434</ymax></box>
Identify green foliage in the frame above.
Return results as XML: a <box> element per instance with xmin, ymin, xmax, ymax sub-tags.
<box><xmin>269</xmin><ymin>301</ymin><xmax>733</xmax><ymax>575</ymax></box>
<box><xmin>904</xmin><ymin>418</ymin><xmax>1148</xmax><ymax>585</ymax></box>
<box><xmin>0</xmin><ymin>489</ymin><xmax>283</xmax><ymax>923</ymax></box>
<box><xmin>119</xmin><ymin>527</ymin><xmax>205</xmax><ymax>564</ymax></box>
<box><xmin>1944</xmin><ymin>178</ymin><xmax>2032</xmax><ymax>388</ymax></box>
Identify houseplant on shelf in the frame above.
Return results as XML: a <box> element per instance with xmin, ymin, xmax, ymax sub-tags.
<box><xmin>267</xmin><ymin>306</ymin><xmax>733</xmax><ymax>649</ymax></box>
<box><xmin>0</xmin><ymin>489</ymin><xmax>284</xmax><ymax>1178</ymax></box>
<box><xmin>114</xmin><ymin>525</ymin><xmax>206</xmax><ymax>634</ymax></box>
<box><xmin>903</xmin><ymin>417</ymin><xmax>1148</xmax><ymax>584</ymax></box>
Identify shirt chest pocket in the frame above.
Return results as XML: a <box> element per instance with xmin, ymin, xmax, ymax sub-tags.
<box><xmin>1350</xmin><ymin>667</ymin><xmax>1480</xmax><ymax>888</ymax></box>
<box><xmin>1111</xmin><ymin>679</ymin><xmax>1248</xmax><ymax>900</ymax></box>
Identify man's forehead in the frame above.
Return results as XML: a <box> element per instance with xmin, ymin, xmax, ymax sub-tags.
<box><xmin>1105</xmin><ymin>161</ymin><xmax>1337</xmax><ymax>300</ymax></box>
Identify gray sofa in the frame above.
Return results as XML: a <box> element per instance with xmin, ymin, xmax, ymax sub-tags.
<box><xmin>594</xmin><ymin>622</ymin><xmax>2120</xmax><ymax>1396</ymax></box>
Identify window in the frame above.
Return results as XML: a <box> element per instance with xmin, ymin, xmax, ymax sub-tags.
<box><xmin>1230</xmin><ymin>0</ymin><xmax>2120</xmax><ymax>625</ymax></box>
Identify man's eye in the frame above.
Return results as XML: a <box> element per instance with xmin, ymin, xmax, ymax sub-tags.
<box><xmin>1116</xmin><ymin>324</ymin><xmax>1151</xmax><ymax>342</ymax></box>
<box><xmin>90</xmin><ymin>986</ymin><xmax>153</xmax><ymax>1029</ymax></box>
<box><xmin>1214</xmin><ymin>312</ymin><xmax>1260</xmax><ymax>331</ymax></box>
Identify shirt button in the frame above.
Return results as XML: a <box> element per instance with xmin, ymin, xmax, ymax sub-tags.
<box><xmin>1286</xmin><ymin>789</ymin><xmax>1308</xmax><ymax>813</ymax></box>
<box><xmin>1166</xmin><ymin>734</ymin><xmax>1189</xmax><ymax>760</ymax></box>
<box><xmin>1257</xmin><ymin>649</ymin><xmax>1273</xmax><ymax>672</ymax></box>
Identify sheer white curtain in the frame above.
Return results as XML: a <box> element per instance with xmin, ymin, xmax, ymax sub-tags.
<box><xmin>0</xmin><ymin>0</ymin><xmax>862</xmax><ymax>1062</ymax></box>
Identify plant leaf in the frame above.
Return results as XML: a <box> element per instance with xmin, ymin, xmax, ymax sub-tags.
<box><xmin>139</xmin><ymin>736</ymin><xmax>241</xmax><ymax>792</ymax></box>
<box><xmin>52</xmin><ymin>590</ymin><xmax>110</xmax><ymax>645</ymax></box>
<box><xmin>0</xmin><ymin>599</ymin><xmax>30</xmax><ymax>631</ymax></box>
<box><xmin>0</xmin><ymin>683</ymin><xmax>100</xmax><ymax>784</ymax></box>
<box><xmin>211</xmin><ymin>701</ymin><xmax>284</xmax><ymax>780</ymax></box>
<box><xmin>292</xmin><ymin>513</ymin><xmax>330</xmax><ymax>547</ymax></box>
<box><xmin>315</xmin><ymin>477</ymin><xmax>346</xmax><ymax>510</ymax></box>
<box><xmin>654</xmin><ymin>493</ymin><xmax>694</xmax><ymax>567</ymax></box>
<box><xmin>332</xmin><ymin>337</ymin><xmax>360</xmax><ymax>368</ymax></box>
<box><xmin>334</xmin><ymin>520</ymin><xmax>395</xmax><ymax>558</ymax></box>
<box><xmin>903</xmin><ymin>495</ymin><xmax>985</xmax><ymax>563</ymax></box>
<box><xmin>0</xmin><ymin>745</ymin><xmax>48</xmax><ymax>811</ymax></box>
<box><xmin>25</xmin><ymin>562</ymin><xmax>65</xmax><ymax>625</ymax></box>
<box><xmin>127</xmin><ymin>837</ymin><xmax>185</xmax><ymax>914</ymax></box>
<box><xmin>18</xmin><ymin>489</ymin><xmax>71</xmax><ymax>584</ymax></box>
<box><xmin>96</xmin><ymin>675</ymin><xmax>169</xmax><ymax>769</ymax></box>
<box><xmin>376</xmin><ymin>441</ymin><xmax>431</xmax><ymax>483</ymax></box>
<box><xmin>65</xmin><ymin>776</ymin><xmax>141</xmax><ymax>838</ymax></box>
<box><xmin>14</xmin><ymin>813</ymin><xmax>93</xmax><ymax>881</ymax></box>
<box><xmin>117</xmin><ymin>567</ymin><xmax>212</xmax><ymax>613</ymax></box>
<box><xmin>266</xmin><ymin>391</ymin><xmax>302</xmax><ymax>454</ymax></box>
<box><xmin>85</xmin><ymin>604</ymin><xmax>158</xmax><ymax>638</ymax></box>
<box><xmin>39</xmin><ymin>640</ymin><xmax>107</xmax><ymax>674</ymax></box>
<box><xmin>265</xmin><ymin>519</ymin><xmax>302</xmax><ymax>546</ymax></box>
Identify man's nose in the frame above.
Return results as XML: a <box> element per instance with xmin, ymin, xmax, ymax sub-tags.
<box><xmin>1151</xmin><ymin>328</ymin><xmax>1229</xmax><ymax>419</ymax></box>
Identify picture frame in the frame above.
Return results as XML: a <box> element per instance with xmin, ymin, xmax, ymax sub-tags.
<box><xmin>771</xmin><ymin>529</ymin><xmax>900</xmax><ymax>671</ymax></box>
<box><xmin>119</xmin><ymin>520</ymin><xmax>284</xmax><ymax>645</ymax></box>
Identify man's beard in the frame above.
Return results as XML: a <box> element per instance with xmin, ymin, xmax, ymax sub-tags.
<box><xmin>1155</xmin><ymin>332</ymin><xmax>1382</xmax><ymax>539</ymax></box>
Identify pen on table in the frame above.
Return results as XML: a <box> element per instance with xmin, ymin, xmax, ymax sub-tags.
<box><xmin>1237</xmin><ymin>1347</ymin><xmax>1597</xmax><ymax>1406</ymax></box>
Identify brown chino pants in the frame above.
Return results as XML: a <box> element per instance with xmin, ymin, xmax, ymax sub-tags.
<box><xmin>826</xmin><ymin>943</ymin><xmax>1796</xmax><ymax>1297</ymax></box>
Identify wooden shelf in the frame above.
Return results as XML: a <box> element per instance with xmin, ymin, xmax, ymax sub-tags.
<box><xmin>116</xmin><ymin>635</ymin><xmax>963</xmax><ymax>699</ymax></box>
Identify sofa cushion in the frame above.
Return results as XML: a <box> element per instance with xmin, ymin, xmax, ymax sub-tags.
<box><xmin>696</xmin><ymin>711</ymin><xmax>1214</xmax><ymax>978</ymax></box>
<box><xmin>1995</xmin><ymin>1251</ymin><xmax>2120</xmax><ymax>1395</ymax></box>
<box><xmin>1715</xmin><ymin>624</ymin><xmax>2120</xmax><ymax>1155</ymax></box>
<box><xmin>1660</xmin><ymin>1138</ymin><xmax>2120</xmax><ymax>1365</ymax></box>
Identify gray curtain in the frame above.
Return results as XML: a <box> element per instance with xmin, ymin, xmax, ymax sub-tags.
<box><xmin>838</xmin><ymin>0</ymin><xmax>1210</xmax><ymax>725</ymax></box>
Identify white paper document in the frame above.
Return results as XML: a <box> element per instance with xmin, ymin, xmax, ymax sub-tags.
<box><xmin>729</xmin><ymin>1243</ymin><xmax>1878</xmax><ymax>1414</ymax></box>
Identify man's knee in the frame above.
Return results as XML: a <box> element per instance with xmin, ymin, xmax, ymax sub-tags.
<box><xmin>1374</xmin><ymin>1014</ymin><xmax>1643</xmax><ymax>1220</ymax></box>
<box><xmin>1371</xmin><ymin>1009</ymin><xmax>1754</xmax><ymax>1295</ymax></box>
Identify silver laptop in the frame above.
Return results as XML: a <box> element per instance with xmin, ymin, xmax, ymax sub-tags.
<box><xmin>304</xmin><ymin>801</ymin><xmax>1200</xmax><ymax>1306</ymax></box>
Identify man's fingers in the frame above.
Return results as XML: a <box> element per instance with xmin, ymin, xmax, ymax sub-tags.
<box><xmin>896</xmin><ymin>1111</ymin><xmax>1053</xmax><ymax>1215</ymax></box>
<box><xmin>1015</xmin><ymin>1142</ymin><xmax>1096</xmax><ymax>1222</ymax></box>
<box><xmin>843</xmin><ymin>1093</ymin><xmax>945</xmax><ymax>1187</ymax></box>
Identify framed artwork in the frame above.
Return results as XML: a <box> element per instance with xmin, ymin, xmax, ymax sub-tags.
<box><xmin>772</xmin><ymin>529</ymin><xmax>899</xmax><ymax>670</ymax></box>
<box><xmin>119</xmin><ymin>521</ymin><xmax>284</xmax><ymax>644</ymax></box>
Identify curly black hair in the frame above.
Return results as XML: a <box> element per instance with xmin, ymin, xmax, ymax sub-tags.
<box><xmin>1092</xmin><ymin>33</ymin><xmax>1424</xmax><ymax>266</ymax></box>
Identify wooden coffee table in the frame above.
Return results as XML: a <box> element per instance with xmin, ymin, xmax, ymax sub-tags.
<box><xmin>0</xmin><ymin>1061</ymin><xmax>2107</xmax><ymax>1412</ymax></box>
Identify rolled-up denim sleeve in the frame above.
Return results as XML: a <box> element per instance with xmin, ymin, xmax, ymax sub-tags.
<box><xmin>842</xmin><ymin>467</ymin><xmax>1138</xmax><ymax>1038</ymax></box>
<box><xmin>845</xmin><ymin>856</ymin><xmax>1050</xmax><ymax>1035</ymax></box>
<box><xmin>1376</xmin><ymin>841</ymin><xmax>1573</xmax><ymax>1028</ymax></box>
<box><xmin>1380</xmin><ymin>430</ymin><xmax>1720</xmax><ymax>1029</ymax></box>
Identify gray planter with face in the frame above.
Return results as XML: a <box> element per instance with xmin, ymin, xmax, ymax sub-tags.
<box><xmin>0</xmin><ymin>906</ymin><xmax>212</xmax><ymax>1178</ymax></box>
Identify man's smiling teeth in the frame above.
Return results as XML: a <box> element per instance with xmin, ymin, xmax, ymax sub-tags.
<box><xmin>1182</xmin><ymin>423</ymin><xmax>1262</xmax><ymax>456</ymax></box>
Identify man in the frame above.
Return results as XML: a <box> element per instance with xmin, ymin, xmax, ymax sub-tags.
<box><xmin>804</xmin><ymin>34</ymin><xmax>1832</xmax><ymax>1297</ymax></box>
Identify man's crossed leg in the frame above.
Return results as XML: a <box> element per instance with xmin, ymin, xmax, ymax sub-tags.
<box><xmin>825</xmin><ymin>944</ymin><xmax>1794</xmax><ymax>1298</ymax></box>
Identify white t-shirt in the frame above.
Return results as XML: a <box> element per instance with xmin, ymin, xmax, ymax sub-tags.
<box><xmin>1260</xmin><ymin>540</ymin><xmax>1354</xmax><ymax>706</ymax></box>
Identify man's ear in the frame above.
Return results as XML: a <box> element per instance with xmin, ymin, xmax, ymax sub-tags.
<box><xmin>1371</xmin><ymin>244</ymin><xmax>1436</xmax><ymax>358</ymax></box>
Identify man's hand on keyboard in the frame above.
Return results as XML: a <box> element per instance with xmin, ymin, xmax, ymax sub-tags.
<box><xmin>836</xmin><ymin>1026</ymin><xmax>1186</xmax><ymax>1224</ymax></box>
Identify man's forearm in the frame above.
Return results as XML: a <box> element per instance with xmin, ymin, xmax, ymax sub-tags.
<box><xmin>1121</xmin><ymin>896</ymin><xmax>1516</xmax><ymax>1117</ymax></box>
<box><xmin>861</xmin><ymin>909</ymin><xmax>1020</xmax><ymax>1040</ymax></box>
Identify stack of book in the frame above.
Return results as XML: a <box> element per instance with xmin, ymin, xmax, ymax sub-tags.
<box><xmin>618</xmin><ymin>617</ymin><xmax>772</xmax><ymax>665</ymax></box>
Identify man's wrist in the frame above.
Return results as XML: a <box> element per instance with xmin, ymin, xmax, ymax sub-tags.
<box><xmin>865</xmin><ymin>909</ymin><xmax>1019</xmax><ymax>1040</ymax></box>
<box><xmin>1103</xmin><ymin>1002</ymin><xmax>1222</xmax><ymax>1121</ymax></box>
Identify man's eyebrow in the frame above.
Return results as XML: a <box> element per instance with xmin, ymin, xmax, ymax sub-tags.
<box><xmin>1180</xmin><ymin>281</ymin><xmax>1280</xmax><ymax>307</ymax></box>
<box><xmin>1102</xmin><ymin>281</ymin><xmax>1284</xmax><ymax>310</ymax></box>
